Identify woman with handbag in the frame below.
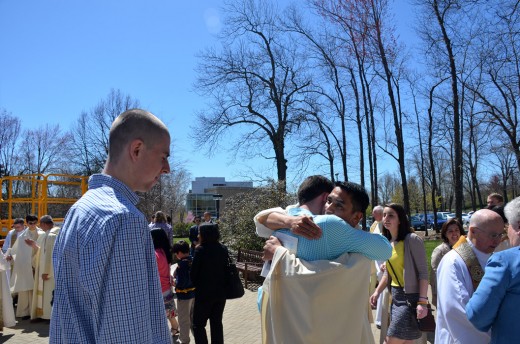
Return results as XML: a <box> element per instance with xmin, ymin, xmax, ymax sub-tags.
<box><xmin>370</xmin><ymin>203</ymin><xmax>430</xmax><ymax>343</ymax></box>
<box><xmin>191</xmin><ymin>224</ymin><xmax>228</xmax><ymax>344</ymax></box>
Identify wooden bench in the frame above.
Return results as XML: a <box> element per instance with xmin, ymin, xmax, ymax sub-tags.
<box><xmin>235</xmin><ymin>248</ymin><xmax>264</xmax><ymax>289</ymax></box>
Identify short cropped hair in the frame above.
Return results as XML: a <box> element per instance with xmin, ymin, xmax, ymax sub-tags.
<box><xmin>488</xmin><ymin>192</ymin><xmax>504</xmax><ymax>203</ymax></box>
<box><xmin>297</xmin><ymin>175</ymin><xmax>334</xmax><ymax>204</ymax></box>
<box><xmin>108</xmin><ymin>109</ymin><xmax>169</xmax><ymax>163</ymax></box>
<box><xmin>26</xmin><ymin>214</ymin><xmax>38</xmax><ymax>222</ymax></box>
<box><xmin>40</xmin><ymin>215</ymin><xmax>54</xmax><ymax>224</ymax></box>
<box><xmin>173</xmin><ymin>240</ymin><xmax>190</xmax><ymax>254</ymax></box>
<box><xmin>504</xmin><ymin>196</ymin><xmax>520</xmax><ymax>226</ymax></box>
<box><xmin>335</xmin><ymin>181</ymin><xmax>370</xmax><ymax>214</ymax></box>
<box><xmin>13</xmin><ymin>218</ymin><xmax>25</xmax><ymax>226</ymax></box>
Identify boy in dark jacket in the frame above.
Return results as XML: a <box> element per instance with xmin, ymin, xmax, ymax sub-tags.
<box><xmin>173</xmin><ymin>241</ymin><xmax>195</xmax><ymax>344</ymax></box>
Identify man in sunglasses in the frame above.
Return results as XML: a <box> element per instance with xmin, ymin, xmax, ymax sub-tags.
<box><xmin>435</xmin><ymin>209</ymin><xmax>504</xmax><ymax>343</ymax></box>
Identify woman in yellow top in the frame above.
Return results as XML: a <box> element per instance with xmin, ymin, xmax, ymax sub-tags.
<box><xmin>370</xmin><ymin>203</ymin><xmax>429</xmax><ymax>343</ymax></box>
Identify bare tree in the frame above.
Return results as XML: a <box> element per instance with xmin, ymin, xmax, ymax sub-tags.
<box><xmin>19</xmin><ymin>124</ymin><xmax>71</xmax><ymax>175</ymax></box>
<box><xmin>68</xmin><ymin>89</ymin><xmax>140</xmax><ymax>175</ymax></box>
<box><xmin>193</xmin><ymin>0</ymin><xmax>313</xmax><ymax>192</ymax></box>
<box><xmin>0</xmin><ymin>109</ymin><xmax>22</xmax><ymax>176</ymax></box>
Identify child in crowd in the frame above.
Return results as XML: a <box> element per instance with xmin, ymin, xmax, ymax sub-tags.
<box><xmin>151</xmin><ymin>229</ymin><xmax>180</xmax><ymax>338</ymax></box>
<box><xmin>173</xmin><ymin>240</ymin><xmax>195</xmax><ymax>344</ymax></box>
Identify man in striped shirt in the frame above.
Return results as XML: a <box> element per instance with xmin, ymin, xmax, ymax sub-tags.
<box><xmin>50</xmin><ymin>109</ymin><xmax>172</xmax><ymax>344</ymax></box>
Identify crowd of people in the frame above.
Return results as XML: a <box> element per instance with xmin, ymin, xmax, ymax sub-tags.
<box><xmin>3</xmin><ymin>108</ymin><xmax>518</xmax><ymax>344</ymax></box>
<box><xmin>256</xmin><ymin>174</ymin><xmax>520</xmax><ymax>344</ymax></box>
<box><xmin>0</xmin><ymin>214</ymin><xmax>60</xmax><ymax>332</ymax></box>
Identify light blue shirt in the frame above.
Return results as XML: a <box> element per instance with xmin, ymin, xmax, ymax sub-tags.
<box><xmin>50</xmin><ymin>174</ymin><xmax>170</xmax><ymax>344</ymax></box>
<box><xmin>466</xmin><ymin>246</ymin><xmax>520</xmax><ymax>344</ymax></box>
<box><xmin>276</xmin><ymin>208</ymin><xmax>391</xmax><ymax>261</ymax></box>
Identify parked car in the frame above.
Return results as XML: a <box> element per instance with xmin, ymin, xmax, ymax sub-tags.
<box><xmin>410</xmin><ymin>215</ymin><xmax>427</xmax><ymax>231</ymax></box>
<box><xmin>446</xmin><ymin>212</ymin><xmax>471</xmax><ymax>225</ymax></box>
<box><xmin>418</xmin><ymin>213</ymin><xmax>448</xmax><ymax>230</ymax></box>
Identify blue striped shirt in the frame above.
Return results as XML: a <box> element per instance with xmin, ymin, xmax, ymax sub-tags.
<box><xmin>50</xmin><ymin>174</ymin><xmax>170</xmax><ymax>343</ymax></box>
<box><xmin>276</xmin><ymin>208</ymin><xmax>391</xmax><ymax>261</ymax></box>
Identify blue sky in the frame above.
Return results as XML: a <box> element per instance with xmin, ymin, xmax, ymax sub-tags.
<box><xmin>0</xmin><ymin>0</ymin><xmax>417</xmax><ymax>188</ymax></box>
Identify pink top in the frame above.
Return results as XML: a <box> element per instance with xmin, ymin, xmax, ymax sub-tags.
<box><xmin>155</xmin><ymin>249</ymin><xmax>171</xmax><ymax>292</ymax></box>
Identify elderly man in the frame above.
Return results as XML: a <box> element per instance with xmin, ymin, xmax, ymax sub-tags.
<box><xmin>466</xmin><ymin>196</ymin><xmax>520</xmax><ymax>343</ymax></box>
<box><xmin>24</xmin><ymin>215</ymin><xmax>60</xmax><ymax>322</ymax></box>
<box><xmin>8</xmin><ymin>215</ymin><xmax>43</xmax><ymax>320</ymax></box>
<box><xmin>51</xmin><ymin>109</ymin><xmax>172</xmax><ymax>343</ymax></box>
<box><xmin>369</xmin><ymin>205</ymin><xmax>386</xmax><ymax>329</ymax></box>
<box><xmin>257</xmin><ymin>177</ymin><xmax>391</xmax><ymax>343</ymax></box>
<box><xmin>435</xmin><ymin>209</ymin><xmax>505</xmax><ymax>343</ymax></box>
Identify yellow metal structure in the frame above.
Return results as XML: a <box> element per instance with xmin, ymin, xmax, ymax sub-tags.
<box><xmin>0</xmin><ymin>174</ymin><xmax>88</xmax><ymax>236</ymax></box>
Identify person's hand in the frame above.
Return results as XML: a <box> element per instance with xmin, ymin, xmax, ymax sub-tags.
<box><xmin>289</xmin><ymin>215</ymin><xmax>322</xmax><ymax>239</ymax></box>
<box><xmin>416</xmin><ymin>304</ymin><xmax>428</xmax><ymax>319</ymax></box>
<box><xmin>263</xmin><ymin>236</ymin><xmax>282</xmax><ymax>261</ymax></box>
<box><xmin>379</xmin><ymin>263</ymin><xmax>386</xmax><ymax>273</ymax></box>
<box><xmin>24</xmin><ymin>238</ymin><xmax>38</xmax><ymax>249</ymax></box>
<box><xmin>369</xmin><ymin>291</ymin><xmax>380</xmax><ymax>309</ymax></box>
<box><xmin>42</xmin><ymin>274</ymin><xmax>49</xmax><ymax>281</ymax></box>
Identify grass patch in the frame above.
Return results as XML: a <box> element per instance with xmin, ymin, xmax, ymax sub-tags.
<box><xmin>424</xmin><ymin>239</ymin><xmax>442</xmax><ymax>274</ymax></box>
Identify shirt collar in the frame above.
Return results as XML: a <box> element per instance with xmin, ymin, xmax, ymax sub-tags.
<box><xmin>88</xmin><ymin>174</ymin><xmax>140</xmax><ymax>205</ymax></box>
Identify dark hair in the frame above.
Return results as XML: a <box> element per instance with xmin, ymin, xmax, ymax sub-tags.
<box><xmin>334</xmin><ymin>181</ymin><xmax>370</xmax><ymax>213</ymax></box>
<box><xmin>441</xmin><ymin>218</ymin><xmax>465</xmax><ymax>244</ymax></box>
<box><xmin>381</xmin><ymin>203</ymin><xmax>411</xmax><ymax>242</ymax></box>
<box><xmin>490</xmin><ymin>205</ymin><xmax>507</xmax><ymax>223</ymax></box>
<box><xmin>173</xmin><ymin>240</ymin><xmax>190</xmax><ymax>254</ymax></box>
<box><xmin>26</xmin><ymin>214</ymin><xmax>38</xmax><ymax>222</ymax></box>
<box><xmin>199</xmin><ymin>224</ymin><xmax>220</xmax><ymax>244</ymax></box>
<box><xmin>193</xmin><ymin>216</ymin><xmax>201</xmax><ymax>221</ymax></box>
<box><xmin>13</xmin><ymin>218</ymin><xmax>25</xmax><ymax>226</ymax></box>
<box><xmin>297</xmin><ymin>175</ymin><xmax>334</xmax><ymax>204</ymax></box>
<box><xmin>150</xmin><ymin>228</ymin><xmax>173</xmax><ymax>264</ymax></box>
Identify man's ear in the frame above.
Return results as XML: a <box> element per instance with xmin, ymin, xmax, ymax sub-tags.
<box><xmin>129</xmin><ymin>139</ymin><xmax>144</xmax><ymax>162</ymax></box>
<box><xmin>353</xmin><ymin>211</ymin><xmax>364</xmax><ymax>226</ymax></box>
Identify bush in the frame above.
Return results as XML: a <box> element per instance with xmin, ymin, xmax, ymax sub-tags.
<box><xmin>173</xmin><ymin>222</ymin><xmax>192</xmax><ymax>237</ymax></box>
<box><xmin>218</xmin><ymin>181</ymin><xmax>296</xmax><ymax>252</ymax></box>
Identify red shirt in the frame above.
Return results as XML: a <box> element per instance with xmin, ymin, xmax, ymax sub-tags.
<box><xmin>155</xmin><ymin>249</ymin><xmax>171</xmax><ymax>292</ymax></box>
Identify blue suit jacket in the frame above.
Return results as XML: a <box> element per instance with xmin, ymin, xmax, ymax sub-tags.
<box><xmin>466</xmin><ymin>246</ymin><xmax>520</xmax><ymax>344</ymax></box>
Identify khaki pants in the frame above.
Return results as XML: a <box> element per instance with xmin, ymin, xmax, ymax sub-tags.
<box><xmin>177</xmin><ymin>298</ymin><xmax>195</xmax><ymax>344</ymax></box>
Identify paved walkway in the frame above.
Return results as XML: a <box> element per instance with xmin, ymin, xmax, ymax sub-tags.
<box><xmin>1</xmin><ymin>287</ymin><xmax>431</xmax><ymax>343</ymax></box>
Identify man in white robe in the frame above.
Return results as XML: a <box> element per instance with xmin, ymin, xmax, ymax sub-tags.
<box><xmin>0</xmin><ymin>248</ymin><xmax>16</xmax><ymax>329</ymax></box>
<box><xmin>435</xmin><ymin>209</ymin><xmax>504</xmax><ymax>343</ymax></box>
<box><xmin>7</xmin><ymin>215</ymin><xmax>42</xmax><ymax>318</ymax></box>
<box><xmin>26</xmin><ymin>215</ymin><xmax>59</xmax><ymax>321</ymax></box>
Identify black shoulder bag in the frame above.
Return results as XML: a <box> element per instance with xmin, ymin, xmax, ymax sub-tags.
<box><xmin>225</xmin><ymin>251</ymin><xmax>245</xmax><ymax>299</ymax></box>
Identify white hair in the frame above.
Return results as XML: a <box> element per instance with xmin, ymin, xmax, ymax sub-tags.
<box><xmin>504</xmin><ymin>196</ymin><xmax>520</xmax><ymax>225</ymax></box>
<box><xmin>373</xmin><ymin>205</ymin><xmax>384</xmax><ymax>214</ymax></box>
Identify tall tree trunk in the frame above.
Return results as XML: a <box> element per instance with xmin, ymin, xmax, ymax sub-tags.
<box><xmin>433</xmin><ymin>0</ymin><xmax>463</xmax><ymax>219</ymax></box>
<box><xmin>372</xmin><ymin>6</ymin><xmax>409</xmax><ymax>214</ymax></box>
